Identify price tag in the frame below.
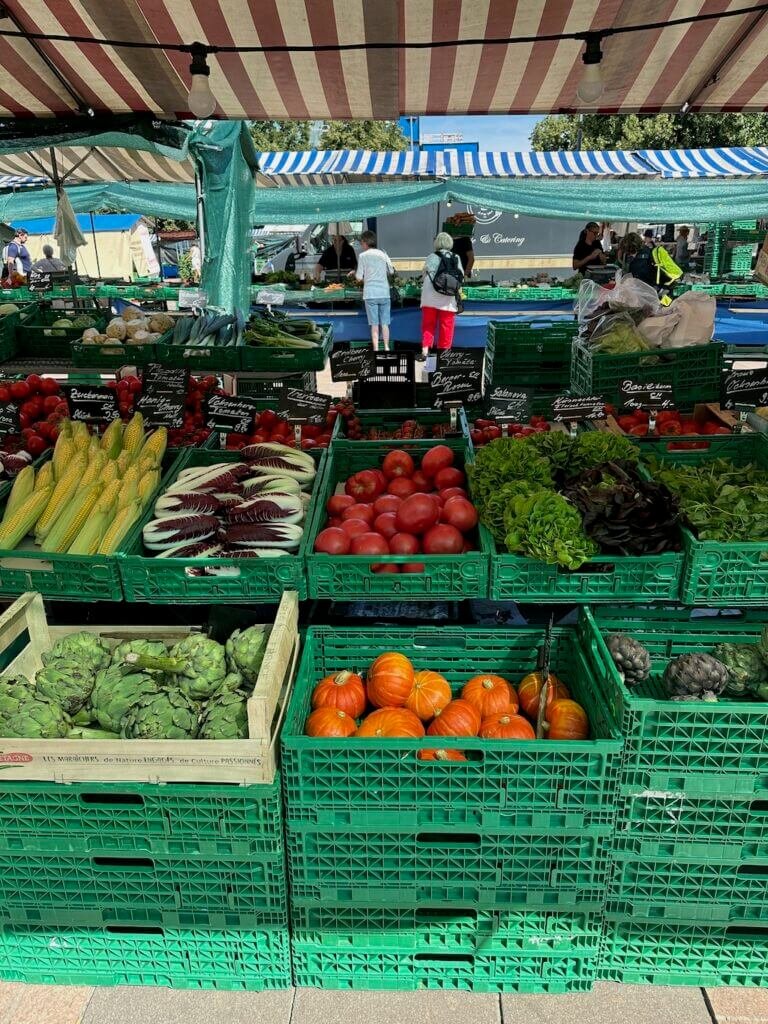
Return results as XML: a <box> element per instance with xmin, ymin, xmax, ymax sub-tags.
<box><xmin>205</xmin><ymin>393</ymin><xmax>261</xmax><ymax>434</ymax></box>
<box><xmin>278</xmin><ymin>388</ymin><xmax>331</xmax><ymax>425</ymax></box>
<box><xmin>431</xmin><ymin>348</ymin><xmax>484</xmax><ymax>408</ymax></box>
<box><xmin>178</xmin><ymin>287</ymin><xmax>208</xmax><ymax>309</ymax></box>
<box><xmin>486</xmin><ymin>387</ymin><xmax>531</xmax><ymax>422</ymax></box>
<box><xmin>255</xmin><ymin>288</ymin><xmax>286</xmax><ymax>306</ymax></box>
<box><xmin>551</xmin><ymin>395</ymin><xmax>606</xmax><ymax>422</ymax></box>
<box><xmin>28</xmin><ymin>268</ymin><xmax>52</xmax><ymax>292</ymax></box>
<box><xmin>0</xmin><ymin>402</ymin><xmax>20</xmax><ymax>435</ymax></box>
<box><xmin>136</xmin><ymin>365</ymin><xmax>189</xmax><ymax>428</ymax></box>
<box><xmin>142</xmin><ymin>364</ymin><xmax>188</xmax><ymax>393</ymax></box>
<box><xmin>63</xmin><ymin>384</ymin><xmax>120</xmax><ymax>424</ymax></box>
<box><xmin>330</xmin><ymin>346</ymin><xmax>375</xmax><ymax>382</ymax></box>
<box><xmin>722</xmin><ymin>367</ymin><xmax>768</xmax><ymax>410</ymax></box>
<box><xmin>619</xmin><ymin>379</ymin><xmax>674</xmax><ymax>410</ymax></box>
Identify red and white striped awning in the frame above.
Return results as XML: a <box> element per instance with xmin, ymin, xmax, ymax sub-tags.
<box><xmin>2</xmin><ymin>1</ymin><xmax>768</xmax><ymax>119</ymax></box>
<box><xmin>0</xmin><ymin>146</ymin><xmax>193</xmax><ymax>184</ymax></box>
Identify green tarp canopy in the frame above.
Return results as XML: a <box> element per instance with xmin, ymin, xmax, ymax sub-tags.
<box><xmin>0</xmin><ymin>182</ymin><xmax>196</xmax><ymax>223</ymax></box>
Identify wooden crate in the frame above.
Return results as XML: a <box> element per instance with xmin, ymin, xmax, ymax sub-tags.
<box><xmin>0</xmin><ymin>591</ymin><xmax>299</xmax><ymax>784</ymax></box>
<box><xmin>593</xmin><ymin>403</ymin><xmax>738</xmax><ymax>437</ymax></box>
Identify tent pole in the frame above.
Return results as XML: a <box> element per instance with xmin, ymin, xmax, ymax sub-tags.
<box><xmin>153</xmin><ymin>218</ymin><xmax>162</xmax><ymax>281</ymax></box>
<box><xmin>50</xmin><ymin>147</ymin><xmax>79</xmax><ymax>307</ymax></box>
<box><xmin>194</xmin><ymin>169</ymin><xmax>205</xmax><ymax>266</ymax></box>
<box><xmin>89</xmin><ymin>212</ymin><xmax>101</xmax><ymax>278</ymax></box>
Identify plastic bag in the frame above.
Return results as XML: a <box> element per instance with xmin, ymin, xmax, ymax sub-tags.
<box><xmin>589</xmin><ymin>311</ymin><xmax>650</xmax><ymax>355</ymax></box>
<box><xmin>575</xmin><ymin>278</ymin><xmax>610</xmax><ymax>326</ymax></box>
<box><xmin>608</xmin><ymin>272</ymin><xmax>662</xmax><ymax>317</ymax></box>
<box><xmin>637</xmin><ymin>308</ymin><xmax>679</xmax><ymax>349</ymax></box>
<box><xmin>663</xmin><ymin>292</ymin><xmax>715</xmax><ymax>348</ymax></box>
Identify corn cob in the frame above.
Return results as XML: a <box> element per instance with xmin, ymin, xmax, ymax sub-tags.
<box><xmin>58</xmin><ymin>419</ymin><xmax>73</xmax><ymax>441</ymax></box>
<box><xmin>35</xmin><ymin>454</ymin><xmax>87</xmax><ymax>542</ymax></box>
<box><xmin>100</xmin><ymin>418</ymin><xmax>123</xmax><ymax>460</ymax></box>
<box><xmin>116</xmin><ymin>474</ymin><xmax>138</xmax><ymax>509</ymax></box>
<box><xmin>52</xmin><ymin>437</ymin><xmax>75</xmax><ymax>480</ymax></box>
<box><xmin>80</xmin><ymin>451</ymin><xmax>106</xmax><ymax>488</ymax></box>
<box><xmin>116</xmin><ymin>451</ymin><xmax>134</xmax><ymax>476</ymax></box>
<box><xmin>87</xmin><ymin>435</ymin><xmax>101</xmax><ymax>461</ymax></box>
<box><xmin>71</xmin><ymin>421</ymin><xmax>91</xmax><ymax>453</ymax></box>
<box><xmin>97</xmin><ymin>500</ymin><xmax>142</xmax><ymax>555</ymax></box>
<box><xmin>137</xmin><ymin>469</ymin><xmax>160</xmax><ymax>504</ymax></box>
<box><xmin>0</xmin><ymin>486</ymin><xmax>53</xmax><ymax>550</ymax></box>
<box><xmin>34</xmin><ymin>460</ymin><xmax>54</xmax><ymax>492</ymax></box>
<box><xmin>100</xmin><ymin>460</ymin><xmax>120</xmax><ymax>487</ymax></box>
<box><xmin>137</xmin><ymin>454</ymin><xmax>159</xmax><ymax>476</ymax></box>
<box><xmin>4</xmin><ymin>466</ymin><xmax>35</xmax><ymax>521</ymax></box>
<box><xmin>140</xmin><ymin>427</ymin><xmax>167</xmax><ymax>466</ymax></box>
<box><xmin>68</xmin><ymin>509</ymin><xmax>111</xmax><ymax>555</ymax></box>
<box><xmin>42</xmin><ymin>481</ymin><xmax>103</xmax><ymax>554</ymax></box>
<box><xmin>94</xmin><ymin>479</ymin><xmax>122</xmax><ymax>515</ymax></box>
<box><xmin>122</xmin><ymin>412</ymin><xmax>145</xmax><ymax>459</ymax></box>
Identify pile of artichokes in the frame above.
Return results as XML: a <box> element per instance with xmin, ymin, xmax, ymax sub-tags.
<box><xmin>0</xmin><ymin>624</ymin><xmax>269</xmax><ymax>740</ymax></box>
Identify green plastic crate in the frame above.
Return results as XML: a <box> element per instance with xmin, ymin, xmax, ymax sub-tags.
<box><xmin>235</xmin><ymin>371</ymin><xmax>315</xmax><ymax>398</ymax></box>
<box><xmin>155</xmin><ymin>341</ymin><xmax>242</xmax><ymax>372</ymax></box>
<box><xmin>0</xmin><ymin>301</ymin><xmax>37</xmax><ymax>361</ymax></box>
<box><xmin>281</xmin><ymin>618</ymin><xmax>623</xmax><ymax>831</ymax></box>
<box><xmin>119</xmin><ymin>447</ymin><xmax>325</xmax><ymax>603</ymax></box>
<box><xmin>0</xmin><ymin>922</ymin><xmax>291</xmax><ymax>990</ymax></box>
<box><xmin>488</xmin><ymin>320</ymin><xmax>575</xmax><ymax>390</ymax></box>
<box><xmin>641</xmin><ymin>434</ymin><xmax>768</xmax><ymax>604</ymax></box>
<box><xmin>70</xmin><ymin>338</ymin><xmax>159</xmax><ymax>369</ymax></box>
<box><xmin>305</xmin><ymin>439</ymin><xmax>492</xmax><ymax>600</ymax></box>
<box><xmin>0</xmin><ymin>779</ymin><xmax>283</xmax><ymax>858</ymax></box>
<box><xmin>240</xmin><ymin>324</ymin><xmax>332</xmax><ymax>372</ymax></box>
<box><xmin>331</xmin><ymin>407</ymin><xmax>467</xmax><ymax>443</ymax></box>
<box><xmin>16</xmin><ymin>307</ymin><xmax>106</xmax><ymax>359</ymax></box>
<box><xmin>570</xmin><ymin>339</ymin><xmax>724</xmax><ymax>408</ymax></box>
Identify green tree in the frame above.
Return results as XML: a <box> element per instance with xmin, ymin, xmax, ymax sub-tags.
<box><xmin>319</xmin><ymin>119</ymin><xmax>408</xmax><ymax>150</ymax></box>
<box><xmin>249</xmin><ymin>120</ymin><xmax>310</xmax><ymax>151</ymax></box>
<box><xmin>530</xmin><ymin>113</ymin><xmax>768</xmax><ymax>150</ymax></box>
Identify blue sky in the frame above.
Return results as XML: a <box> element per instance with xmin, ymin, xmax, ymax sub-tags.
<box><xmin>416</xmin><ymin>115</ymin><xmax>540</xmax><ymax>150</ymax></box>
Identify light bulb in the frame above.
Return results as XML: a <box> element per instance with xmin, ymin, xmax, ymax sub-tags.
<box><xmin>446</xmin><ymin>200</ymin><xmax>452</xmax><ymax>208</ymax></box>
<box><xmin>189</xmin><ymin>73</ymin><xmax>216</xmax><ymax>118</ymax></box>
<box><xmin>577</xmin><ymin>62</ymin><xmax>603</xmax><ymax>103</ymax></box>
<box><xmin>513</xmin><ymin>213</ymin><xmax>519</xmax><ymax>219</ymax></box>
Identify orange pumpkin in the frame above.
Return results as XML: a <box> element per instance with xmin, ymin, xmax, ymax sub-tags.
<box><xmin>305</xmin><ymin>707</ymin><xmax>356</xmax><ymax>737</ymax></box>
<box><xmin>406</xmin><ymin>670</ymin><xmax>452</xmax><ymax>721</ymax></box>
<box><xmin>479</xmin><ymin>708</ymin><xmax>536</xmax><ymax>740</ymax></box>
<box><xmin>311</xmin><ymin>670</ymin><xmax>366</xmax><ymax>718</ymax></box>
<box><xmin>518</xmin><ymin>672</ymin><xmax>569</xmax><ymax>720</ymax></box>
<box><xmin>546</xmin><ymin>699</ymin><xmax>589</xmax><ymax>740</ymax></box>
<box><xmin>426</xmin><ymin>699</ymin><xmax>481</xmax><ymax>738</ymax></box>
<box><xmin>356</xmin><ymin>707</ymin><xmax>425</xmax><ymax>738</ymax></box>
<box><xmin>418</xmin><ymin>748</ymin><xmax>467</xmax><ymax>761</ymax></box>
<box><xmin>367</xmin><ymin>652</ymin><xmax>415</xmax><ymax>708</ymax></box>
<box><xmin>462</xmin><ymin>674</ymin><xmax>515</xmax><ymax>717</ymax></box>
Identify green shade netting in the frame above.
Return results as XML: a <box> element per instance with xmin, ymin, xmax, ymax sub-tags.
<box><xmin>0</xmin><ymin>117</ymin><xmax>190</xmax><ymax>156</ymax></box>
<box><xmin>0</xmin><ymin>182</ymin><xmax>196</xmax><ymax>223</ymax></box>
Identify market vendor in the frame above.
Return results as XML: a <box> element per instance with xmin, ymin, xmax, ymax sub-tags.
<box><xmin>572</xmin><ymin>222</ymin><xmax>606</xmax><ymax>272</ymax></box>
<box><xmin>452</xmin><ymin>235</ymin><xmax>475</xmax><ymax>277</ymax></box>
<box><xmin>314</xmin><ymin>235</ymin><xmax>357</xmax><ymax>281</ymax></box>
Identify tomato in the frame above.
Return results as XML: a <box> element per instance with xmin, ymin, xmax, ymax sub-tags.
<box><xmin>422</xmin><ymin>524</ymin><xmax>464</xmax><ymax>554</ymax></box>
<box><xmin>373</xmin><ymin>494</ymin><xmax>402</xmax><ymax>516</ymax></box>
<box><xmin>42</xmin><ymin>395</ymin><xmax>61</xmax><ymax>414</ymax></box>
<box><xmin>18</xmin><ymin>413</ymin><xmax>31</xmax><ymax>430</ymax></box>
<box><xmin>373</xmin><ymin>563</ymin><xmax>399</xmax><ymax>574</ymax></box>
<box><xmin>25</xmin><ymin>434</ymin><xmax>47</xmax><ymax>457</ymax></box>
<box><xmin>617</xmin><ymin>415</ymin><xmax>636</xmax><ymax>432</ymax></box>
<box><xmin>439</xmin><ymin>486</ymin><xmax>467</xmax><ymax>502</ymax></box>
<box><xmin>316</xmin><ymin>433</ymin><xmax>332</xmax><ymax>447</ymax></box>
<box><xmin>9</xmin><ymin>382</ymin><xmax>29</xmax><ymax>401</ymax></box>
<box><xmin>441</xmin><ymin>496</ymin><xmax>478</xmax><ymax>533</ymax></box>
<box><xmin>483</xmin><ymin>425</ymin><xmax>502</xmax><ymax>441</ymax></box>
<box><xmin>374</xmin><ymin>512</ymin><xmax>399</xmax><ymax>540</ymax></box>
<box><xmin>530</xmin><ymin>415</ymin><xmax>547</xmax><ymax>427</ymax></box>
<box><xmin>433</xmin><ymin>466</ymin><xmax>465</xmax><ymax>490</ymax></box>
<box><xmin>679</xmin><ymin>419</ymin><xmax>698</xmax><ymax>435</ymax></box>
<box><xmin>327</xmin><ymin>517</ymin><xmax>342</xmax><ymax>529</ymax></box>
<box><xmin>351</xmin><ymin>532</ymin><xmax>389</xmax><ymax>556</ymax></box>
<box><xmin>395</xmin><ymin>493</ymin><xmax>440</xmax><ymax>535</ymax></box>
<box><xmin>125</xmin><ymin>375</ymin><xmax>142</xmax><ymax>395</ymax></box>
<box><xmin>470</xmin><ymin>429</ymin><xmax>485</xmax><ymax>446</ymax></box>
<box><xmin>659</xmin><ymin>421</ymin><xmax>682</xmax><ymax>436</ymax></box>
<box><xmin>389</xmin><ymin>532</ymin><xmax>420</xmax><ymax>555</ymax></box>
<box><xmin>0</xmin><ymin>388</ymin><xmax>9</xmax><ymax>403</ymax></box>
<box><xmin>387</xmin><ymin>477</ymin><xmax>417</xmax><ymax>499</ymax></box>
<box><xmin>301</xmin><ymin>438</ymin><xmax>318</xmax><ymax>450</ymax></box>
<box><xmin>339</xmin><ymin>518</ymin><xmax>370</xmax><ymax>540</ymax></box>
<box><xmin>410</xmin><ymin>470</ymin><xmax>432</xmax><ymax>492</ymax></box>
<box><xmin>302</xmin><ymin>424</ymin><xmax>321</xmax><ymax>439</ymax></box>
<box><xmin>257</xmin><ymin>409</ymin><xmax>278</xmax><ymax>429</ymax></box>
<box><xmin>372</xmin><ymin>469</ymin><xmax>387</xmax><ymax>491</ymax></box>
<box><xmin>39</xmin><ymin>378</ymin><xmax>60</xmax><ymax>396</ymax></box>
<box><xmin>342</xmin><ymin>503</ymin><xmax>375</xmax><ymax>524</ymax></box>
<box><xmin>401</xmin><ymin>562</ymin><xmax>425</xmax><ymax>573</ymax></box>
<box><xmin>382</xmin><ymin>449</ymin><xmax>414</xmax><ymax>480</ymax></box>
<box><xmin>345</xmin><ymin>469</ymin><xmax>384</xmax><ymax>502</ymax></box>
<box><xmin>628</xmin><ymin>424</ymin><xmax>648</xmax><ymax>436</ymax></box>
<box><xmin>420</xmin><ymin>445</ymin><xmax>454</xmax><ymax>480</ymax></box>
<box><xmin>474</xmin><ymin>418</ymin><xmax>494</xmax><ymax>429</ymax></box>
<box><xmin>313</xmin><ymin>527</ymin><xmax>351</xmax><ymax>555</ymax></box>
<box><xmin>25</xmin><ymin>374</ymin><xmax>42</xmax><ymax>394</ymax></box>
<box><xmin>327</xmin><ymin>494</ymin><xmax>355</xmax><ymax>517</ymax></box>
<box><xmin>118</xmin><ymin>401</ymin><xmax>133</xmax><ymax>417</ymax></box>
<box><xmin>273</xmin><ymin>420</ymin><xmax>291</xmax><ymax>438</ymax></box>
<box><xmin>19</xmin><ymin>401</ymin><xmax>37</xmax><ymax>418</ymax></box>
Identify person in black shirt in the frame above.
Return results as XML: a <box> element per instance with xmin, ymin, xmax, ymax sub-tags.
<box><xmin>314</xmin><ymin>235</ymin><xmax>357</xmax><ymax>281</ymax></box>
<box><xmin>572</xmin><ymin>222</ymin><xmax>606</xmax><ymax>272</ymax></box>
<box><xmin>451</xmin><ymin>235</ymin><xmax>475</xmax><ymax>277</ymax></box>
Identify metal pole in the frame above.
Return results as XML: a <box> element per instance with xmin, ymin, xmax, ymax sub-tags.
<box><xmin>89</xmin><ymin>212</ymin><xmax>101</xmax><ymax>278</ymax></box>
<box><xmin>50</xmin><ymin>147</ymin><xmax>78</xmax><ymax>306</ymax></box>
<box><xmin>575</xmin><ymin>113</ymin><xmax>584</xmax><ymax>150</ymax></box>
<box><xmin>194</xmin><ymin>168</ymin><xmax>205</xmax><ymax>265</ymax></box>
<box><xmin>153</xmin><ymin>218</ymin><xmax>163</xmax><ymax>281</ymax></box>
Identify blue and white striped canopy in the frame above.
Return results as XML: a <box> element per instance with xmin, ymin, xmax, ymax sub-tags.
<box><xmin>257</xmin><ymin>147</ymin><xmax>768</xmax><ymax>186</ymax></box>
<box><xmin>0</xmin><ymin>174</ymin><xmax>48</xmax><ymax>190</ymax></box>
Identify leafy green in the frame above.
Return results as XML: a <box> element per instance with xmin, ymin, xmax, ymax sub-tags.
<box><xmin>523</xmin><ymin>430</ymin><xmax>575</xmax><ymax>473</ymax></box>
<box><xmin>567</xmin><ymin>432</ymin><xmax>640</xmax><ymax>475</ymax></box>
<box><xmin>467</xmin><ymin>438</ymin><xmax>554</xmax><ymax>519</ymax></box>
<box><xmin>503</xmin><ymin>487</ymin><xmax>598</xmax><ymax>569</ymax></box>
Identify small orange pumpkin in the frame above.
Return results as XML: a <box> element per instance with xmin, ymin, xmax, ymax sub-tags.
<box><xmin>479</xmin><ymin>708</ymin><xmax>536</xmax><ymax>740</ymax></box>
<box><xmin>356</xmin><ymin>707</ymin><xmax>425</xmax><ymax>738</ymax></box>
<box><xmin>305</xmin><ymin>707</ymin><xmax>356</xmax><ymax>737</ymax></box>
<box><xmin>311</xmin><ymin>670</ymin><xmax>366</xmax><ymax>718</ymax></box>
<box><xmin>406</xmin><ymin>670</ymin><xmax>452</xmax><ymax>721</ymax></box>
<box><xmin>426</xmin><ymin>698</ymin><xmax>481</xmax><ymax>738</ymax></box>
<box><xmin>418</xmin><ymin>748</ymin><xmax>467</xmax><ymax>761</ymax></box>
<box><xmin>518</xmin><ymin>672</ymin><xmax>569</xmax><ymax>720</ymax></box>
<box><xmin>367</xmin><ymin>652</ymin><xmax>415</xmax><ymax>708</ymax></box>
<box><xmin>462</xmin><ymin>674</ymin><xmax>515</xmax><ymax>717</ymax></box>
<box><xmin>546</xmin><ymin>699</ymin><xmax>589</xmax><ymax>740</ymax></box>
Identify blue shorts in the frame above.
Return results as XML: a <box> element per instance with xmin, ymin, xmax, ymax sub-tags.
<box><xmin>365</xmin><ymin>297</ymin><xmax>391</xmax><ymax>326</ymax></box>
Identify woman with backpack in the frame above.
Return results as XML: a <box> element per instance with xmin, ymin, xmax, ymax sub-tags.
<box><xmin>420</xmin><ymin>232</ymin><xmax>463</xmax><ymax>361</ymax></box>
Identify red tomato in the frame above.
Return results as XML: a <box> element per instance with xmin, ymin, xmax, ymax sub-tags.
<box><xmin>9</xmin><ymin>382</ymin><xmax>30</xmax><ymax>401</ymax></box>
<box><xmin>483</xmin><ymin>426</ymin><xmax>502</xmax><ymax>441</ymax></box>
<box><xmin>374</xmin><ymin>512</ymin><xmax>399</xmax><ymax>540</ymax></box>
<box><xmin>410</xmin><ymin>470</ymin><xmax>432</xmax><ymax>492</ymax></box>
<box><xmin>373</xmin><ymin>564</ymin><xmax>399</xmax><ymax>574</ymax></box>
<box><xmin>373</xmin><ymin>494</ymin><xmax>402</xmax><ymax>516</ymax></box>
<box><xmin>327</xmin><ymin>494</ymin><xmax>355</xmax><ymax>517</ymax></box>
<box><xmin>25</xmin><ymin>435</ymin><xmax>47</xmax><ymax>457</ymax></box>
<box><xmin>395</xmin><ymin>493</ymin><xmax>440</xmax><ymax>536</ymax></box>
<box><xmin>441</xmin><ymin>497</ymin><xmax>478</xmax><ymax>533</ymax></box>
<box><xmin>440</xmin><ymin>487</ymin><xmax>467</xmax><ymax>502</ymax></box>
<box><xmin>339</xmin><ymin>518</ymin><xmax>370</xmax><ymax>540</ymax></box>
<box><xmin>313</xmin><ymin>527</ymin><xmax>351</xmax><ymax>555</ymax></box>
<box><xmin>470</xmin><ymin>430</ymin><xmax>485</xmax><ymax>446</ymax></box>
<box><xmin>18</xmin><ymin>413</ymin><xmax>31</xmax><ymax>430</ymax></box>
<box><xmin>401</xmin><ymin>562</ymin><xmax>425</xmax><ymax>573</ymax></box>
<box><xmin>327</xmin><ymin>517</ymin><xmax>342</xmax><ymax>529</ymax></box>
<box><xmin>434</xmin><ymin>467</ymin><xmax>465</xmax><ymax>490</ymax></box>
<box><xmin>389</xmin><ymin>532</ymin><xmax>420</xmax><ymax>555</ymax></box>
<box><xmin>302</xmin><ymin>424</ymin><xmax>321</xmax><ymax>439</ymax></box>
<box><xmin>301</xmin><ymin>438</ymin><xmax>318</xmax><ymax>450</ymax></box>
<box><xmin>422</xmin><ymin>523</ymin><xmax>464</xmax><ymax>554</ymax></box>
<box><xmin>42</xmin><ymin>395</ymin><xmax>61</xmax><ymax>414</ymax></box>
<box><xmin>118</xmin><ymin>401</ymin><xmax>133</xmax><ymax>417</ymax></box>
<box><xmin>0</xmin><ymin>388</ymin><xmax>9</xmax><ymax>403</ymax></box>
<box><xmin>372</xmin><ymin>469</ymin><xmax>387</xmax><ymax>491</ymax></box>
<box><xmin>342</xmin><ymin>503</ymin><xmax>375</xmax><ymax>524</ymax></box>
<box><xmin>387</xmin><ymin>477</ymin><xmax>417</xmax><ymax>499</ymax></box>
<box><xmin>420</xmin><ymin>445</ymin><xmax>454</xmax><ymax>480</ymax></box>
<box><xmin>382</xmin><ymin>449</ymin><xmax>414</xmax><ymax>480</ymax></box>
<box><xmin>39</xmin><ymin>378</ymin><xmax>60</xmax><ymax>396</ymax></box>
<box><xmin>345</xmin><ymin>469</ymin><xmax>384</xmax><ymax>502</ymax></box>
<box><xmin>258</xmin><ymin>409</ymin><xmax>278</xmax><ymax>429</ymax></box>
<box><xmin>25</xmin><ymin>374</ymin><xmax>42</xmax><ymax>394</ymax></box>
<box><xmin>628</xmin><ymin>424</ymin><xmax>648</xmax><ymax>437</ymax></box>
<box><xmin>351</xmin><ymin>532</ymin><xmax>389</xmax><ymax>556</ymax></box>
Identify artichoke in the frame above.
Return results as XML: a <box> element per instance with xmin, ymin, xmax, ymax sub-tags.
<box><xmin>120</xmin><ymin>689</ymin><xmax>199</xmax><ymax>740</ymax></box>
<box><xmin>42</xmin><ymin>632</ymin><xmax>111</xmax><ymax>674</ymax></box>
<box><xmin>198</xmin><ymin>689</ymin><xmax>248</xmax><ymax>739</ymax></box>
<box><xmin>110</xmin><ymin>639</ymin><xmax>168</xmax><ymax>665</ymax></box>
<box><xmin>663</xmin><ymin>653</ymin><xmax>729</xmax><ymax>701</ymax></box>
<box><xmin>125</xmin><ymin>634</ymin><xmax>227</xmax><ymax>701</ymax></box>
<box><xmin>712</xmin><ymin>642</ymin><xmax>768</xmax><ymax>700</ymax></box>
<box><xmin>67</xmin><ymin>726</ymin><xmax>120</xmax><ymax>739</ymax></box>
<box><xmin>225</xmin><ymin>626</ymin><xmax>267</xmax><ymax>685</ymax></box>
<box><xmin>90</xmin><ymin>665</ymin><xmax>159</xmax><ymax>733</ymax></box>
<box><xmin>0</xmin><ymin>675</ymin><xmax>35</xmax><ymax>717</ymax></box>
<box><xmin>35</xmin><ymin>660</ymin><xmax>95</xmax><ymax>716</ymax></box>
<box><xmin>1</xmin><ymin>697</ymin><xmax>70</xmax><ymax>738</ymax></box>
<box><xmin>606</xmin><ymin>634</ymin><xmax>651</xmax><ymax>688</ymax></box>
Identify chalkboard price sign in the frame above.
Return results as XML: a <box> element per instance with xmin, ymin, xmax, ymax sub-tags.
<box><xmin>278</xmin><ymin>388</ymin><xmax>331</xmax><ymax>425</ymax></box>
<box><xmin>551</xmin><ymin>394</ymin><xmax>606</xmax><ymax>422</ymax></box>
<box><xmin>142</xmin><ymin>364</ymin><xmax>188</xmax><ymax>394</ymax></box>
<box><xmin>330</xmin><ymin>346</ymin><xmax>375</xmax><ymax>382</ymax></box>
<box><xmin>485</xmin><ymin>387</ymin><xmax>531</xmax><ymax>422</ymax></box>
<box><xmin>63</xmin><ymin>385</ymin><xmax>121</xmax><ymax>424</ymax></box>
<box><xmin>205</xmin><ymin>393</ymin><xmax>261</xmax><ymax>434</ymax></box>
<box><xmin>431</xmin><ymin>349</ymin><xmax>484</xmax><ymax>408</ymax></box>
<box><xmin>0</xmin><ymin>402</ymin><xmax>20</xmax><ymax>435</ymax></box>
<box><xmin>28</xmin><ymin>268</ymin><xmax>52</xmax><ymax>292</ymax></box>
<box><xmin>137</xmin><ymin>392</ymin><xmax>185</xmax><ymax>429</ymax></box>
<box><xmin>722</xmin><ymin>367</ymin><xmax>768</xmax><ymax>409</ymax></box>
<box><xmin>436</xmin><ymin>348</ymin><xmax>485</xmax><ymax>375</ymax></box>
<box><xmin>619</xmin><ymin>379</ymin><xmax>674</xmax><ymax>410</ymax></box>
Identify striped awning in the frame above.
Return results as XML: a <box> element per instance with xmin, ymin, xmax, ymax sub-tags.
<box><xmin>0</xmin><ymin>174</ymin><xmax>47</xmax><ymax>189</ymax></box>
<box><xmin>3</xmin><ymin>1</ymin><xmax>768</xmax><ymax>118</ymax></box>
<box><xmin>0</xmin><ymin>146</ymin><xmax>193</xmax><ymax>185</ymax></box>
<box><xmin>639</xmin><ymin>147</ymin><xmax>768</xmax><ymax>177</ymax></box>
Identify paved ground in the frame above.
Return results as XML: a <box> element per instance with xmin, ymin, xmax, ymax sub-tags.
<box><xmin>0</xmin><ymin>983</ymin><xmax>766</xmax><ymax>1024</ymax></box>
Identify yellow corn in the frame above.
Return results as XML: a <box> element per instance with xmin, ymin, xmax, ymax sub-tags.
<box><xmin>121</xmin><ymin>412</ymin><xmax>145</xmax><ymax>458</ymax></box>
<box><xmin>116</xmin><ymin>475</ymin><xmax>138</xmax><ymax>510</ymax></box>
<box><xmin>42</xmin><ymin>482</ymin><xmax>103</xmax><ymax>554</ymax></box>
<box><xmin>140</xmin><ymin>427</ymin><xmax>167</xmax><ymax>467</ymax></box>
<box><xmin>52</xmin><ymin>437</ymin><xmax>75</xmax><ymax>480</ymax></box>
<box><xmin>100</xmin><ymin>418</ymin><xmax>123</xmax><ymax>459</ymax></box>
<box><xmin>4</xmin><ymin>466</ymin><xmax>35</xmax><ymax>521</ymax></box>
<box><xmin>71</xmin><ymin>421</ymin><xmax>90</xmax><ymax>453</ymax></box>
<box><xmin>80</xmin><ymin>451</ymin><xmax>106</xmax><ymax>488</ymax></box>
<box><xmin>57</xmin><ymin>419</ymin><xmax>73</xmax><ymax>442</ymax></box>
<box><xmin>100</xmin><ymin>460</ymin><xmax>119</xmax><ymax>487</ymax></box>
<box><xmin>97</xmin><ymin>500</ymin><xmax>142</xmax><ymax>555</ymax></box>
<box><xmin>87</xmin><ymin>435</ymin><xmax>101</xmax><ymax>461</ymax></box>
<box><xmin>94</xmin><ymin>479</ymin><xmax>122</xmax><ymax>515</ymax></box>
<box><xmin>137</xmin><ymin>469</ymin><xmax>160</xmax><ymax>505</ymax></box>
<box><xmin>0</xmin><ymin>486</ymin><xmax>53</xmax><ymax>550</ymax></box>
<box><xmin>116</xmin><ymin>451</ymin><xmax>134</xmax><ymax>476</ymax></box>
<box><xmin>68</xmin><ymin>508</ymin><xmax>111</xmax><ymax>555</ymax></box>
<box><xmin>34</xmin><ymin>454</ymin><xmax>87</xmax><ymax>542</ymax></box>
<box><xmin>34</xmin><ymin>460</ymin><xmax>54</xmax><ymax>492</ymax></box>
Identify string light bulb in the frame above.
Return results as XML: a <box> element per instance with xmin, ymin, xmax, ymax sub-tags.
<box><xmin>188</xmin><ymin>42</ymin><xmax>216</xmax><ymax>118</ymax></box>
<box><xmin>577</xmin><ymin>33</ymin><xmax>604</xmax><ymax>103</ymax></box>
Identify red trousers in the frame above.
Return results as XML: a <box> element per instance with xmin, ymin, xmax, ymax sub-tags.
<box><xmin>421</xmin><ymin>306</ymin><xmax>456</xmax><ymax>350</ymax></box>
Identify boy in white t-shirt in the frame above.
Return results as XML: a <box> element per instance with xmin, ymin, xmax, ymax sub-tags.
<box><xmin>352</xmin><ymin>230</ymin><xmax>394</xmax><ymax>351</ymax></box>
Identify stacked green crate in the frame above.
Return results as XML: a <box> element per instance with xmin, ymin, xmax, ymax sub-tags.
<box><xmin>703</xmin><ymin>223</ymin><xmax>724</xmax><ymax>277</ymax></box>
<box><xmin>727</xmin><ymin>220</ymin><xmax>758</xmax><ymax>275</ymax></box>
<box><xmin>0</xmin><ymin>780</ymin><xmax>291</xmax><ymax>989</ymax></box>
<box><xmin>281</xmin><ymin>617</ymin><xmax>624</xmax><ymax>992</ymax></box>
<box><xmin>487</xmin><ymin>320</ymin><xmax>575</xmax><ymax>392</ymax></box>
<box><xmin>589</xmin><ymin>607</ymin><xmax>768</xmax><ymax>987</ymax></box>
